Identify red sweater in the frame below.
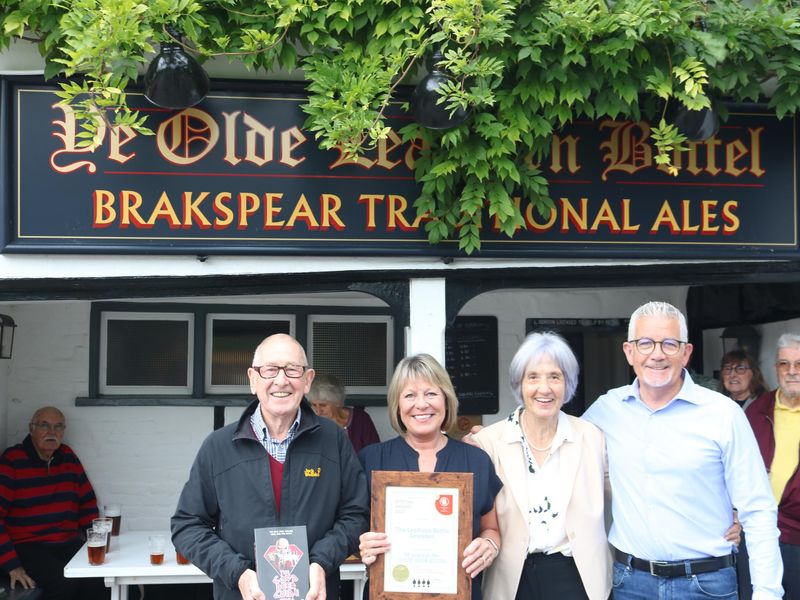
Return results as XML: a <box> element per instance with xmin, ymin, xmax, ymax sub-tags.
<box><xmin>746</xmin><ymin>391</ymin><xmax>800</xmax><ymax>545</ymax></box>
<box><xmin>0</xmin><ymin>436</ymin><xmax>99</xmax><ymax>572</ymax></box>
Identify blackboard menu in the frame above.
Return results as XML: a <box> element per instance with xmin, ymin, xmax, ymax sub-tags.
<box><xmin>445</xmin><ymin>316</ymin><xmax>499</xmax><ymax>414</ymax></box>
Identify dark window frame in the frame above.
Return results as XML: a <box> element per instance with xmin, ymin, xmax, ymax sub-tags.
<box><xmin>81</xmin><ymin>301</ymin><xmax>403</xmax><ymax>407</ymax></box>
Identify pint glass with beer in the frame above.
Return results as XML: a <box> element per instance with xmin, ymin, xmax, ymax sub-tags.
<box><xmin>149</xmin><ymin>535</ymin><xmax>165</xmax><ymax>565</ymax></box>
<box><xmin>104</xmin><ymin>504</ymin><xmax>122</xmax><ymax>536</ymax></box>
<box><xmin>87</xmin><ymin>528</ymin><xmax>107</xmax><ymax>565</ymax></box>
<box><xmin>93</xmin><ymin>518</ymin><xmax>113</xmax><ymax>552</ymax></box>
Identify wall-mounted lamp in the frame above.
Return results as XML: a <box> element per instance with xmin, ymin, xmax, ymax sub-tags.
<box><xmin>0</xmin><ymin>314</ymin><xmax>16</xmax><ymax>359</ymax></box>
<box><xmin>412</xmin><ymin>49</ymin><xmax>471</xmax><ymax>130</ymax></box>
<box><xmin>144</xmin><ymin>27</ymin><xmax>210</xmax><ymax>110</ymax></box>
<box><xmin>720</xmin><ymin>324</ymin><xmax>761</xmax><ymax>359</ymax></box>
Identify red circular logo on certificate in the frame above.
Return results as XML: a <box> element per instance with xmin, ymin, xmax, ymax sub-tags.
<box><xmin>435</xmin><ymin>495</ymin><xmax>453</xmax><ymax>515</ymax></box>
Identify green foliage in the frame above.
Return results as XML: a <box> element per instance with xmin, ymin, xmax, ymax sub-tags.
<box><xmin>2</xmin><ymin>0</ymin><xmax>800</xmax><ymax>252</ymax></box>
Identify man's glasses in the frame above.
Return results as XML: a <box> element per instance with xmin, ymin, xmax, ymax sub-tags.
<box><xmin>32</xmin><ymin>421</ymin><xmax>66</xmax><ymax>433</ymax></box>
<box><xmin>628</xmin><ymin>338</ymin><xmax>685</xmax><ymax>356</ymax></box>
<box><xmin>721</xmin><ymin>365</ymin><xmax>751</xmax><ymax>375</ymax></box>
<box><xmin>776</xmin><ymin>360</ymin><xmax>800</xmax><ymax>373</ymax></box>
<box><xmin>251</xmin><ymin>364</ymin><xmax>308</xmax><ymax>379</ymax></box>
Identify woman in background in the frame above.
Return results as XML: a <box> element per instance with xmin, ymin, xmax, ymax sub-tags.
<box><xmin>719</xmin><ymin>349</ymin><xmax>767</xmax><ymax>411</ymax></box>
<box><xmin>358</xmin><ymin>354</ymin><xmax>502</xmax><ymax>600</ymax></box>
<box><xmin>308</xmin><ymin>372</ymin><xmax>380</xmax><ymax>453</ymax></box>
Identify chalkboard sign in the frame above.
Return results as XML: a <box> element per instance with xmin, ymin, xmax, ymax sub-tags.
<box><xmin>445</xmin><ymin>316</ymin><xmax>499</xmax><ymax>415</ymax></box>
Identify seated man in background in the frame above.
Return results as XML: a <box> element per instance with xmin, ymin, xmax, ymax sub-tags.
<box><xmin>0</xmin><ymin>406</ymin><xmax>108</xmax><ymax>599</ymax></box>
<box><xmin>308</xmin><ymin>373</ymin><xmax>380</xmax><ymax>453</ymax></box>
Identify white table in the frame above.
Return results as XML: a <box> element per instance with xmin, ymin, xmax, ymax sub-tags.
<box><xmin>64</xmin><ymin>530</ymin><xmax>366</xmax><ymax>600</ymax></box>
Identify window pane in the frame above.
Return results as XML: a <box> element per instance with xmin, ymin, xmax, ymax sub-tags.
<box><xmin>311</xmin><ymin>322</ymin><xmax>387</xmax><ymax>386</ymax></box>
<box><xmin>211</xmin><ymin>320</ymin><xmax>291</xmax><ymax>386</ymax></box>
<box><xmin>106</xmin><ymin>320</ymin><xmax>188</xmax><ymax>386</ymax></box>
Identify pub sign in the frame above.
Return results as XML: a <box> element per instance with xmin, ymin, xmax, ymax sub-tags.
<box><xmin>1</xmin><ymin>79</ymin><xmax>797</xmax><ymax>257</ymax></box>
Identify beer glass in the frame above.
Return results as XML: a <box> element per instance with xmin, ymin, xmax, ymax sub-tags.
<box><xmin>87</xmin><ymin>528</ymin><xmax>107</xmax><ymax>565</ymax></box>
<box><xmin>93</xmin><ymin>517</ymin><xmax>113</xmax><ymax>552</ymax></box>
<box><xmin>176</xmin><ymin>550</ymin><xmax>190</xmax><ymax>565</ymax></box>
<box><xmin>149</xmin><ymin>534</ymin><xmax>166</xmax><ymax>565</ymax></box>
<box><xmin>104</xmin><ymin>504</ymin><xmax>122</xmax><ymax>536</ymax></box>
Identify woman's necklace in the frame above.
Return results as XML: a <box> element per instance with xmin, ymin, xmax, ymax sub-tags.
<box><xmin>529</xmin><ymin>440</ymin><xmax>552</xmax><ymax>452</ymax></box>
<box><xmin>522</xmin><ymin>410</ymin><xmax>556</xmax><ymax>453</ymax></box>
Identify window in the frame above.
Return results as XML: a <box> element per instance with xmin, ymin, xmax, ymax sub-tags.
<box><xmin>308</xmin><ymin>315</ymin><xmax>394</xmax><ymax>395</ymax></box>
<box><xmin>88</xmin><ymin>301</ymin><xmax>401</xmax><ymax>406</ymax></box>
<box><xmin>205</xmin><ymin>314</ymin><xmax>294</xmax><ymax>393</ymax></box>
<box><xmin>100</xmin><ymin>312</ymin><xmax>194</xmax><ymax>394</ymax></box>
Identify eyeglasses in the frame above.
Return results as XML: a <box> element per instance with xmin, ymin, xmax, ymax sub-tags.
<box><xmin>628</xmin><ymin>338</ymin><xmax>685</xmax><ymax>356</ymax></box>
<box><xmin>776</xmin><ymin>360</ymin><xmax>800</xmax><ymax>373</ymax></box>
<box><xmin>32</xmin><ymin>421</ymin><xmax>66</xmax><ymax>433</ymax></box>
<box><xmin>721</xmin><ymin>365</ymin><xmax>751</xmax><ymax>375</ymax></box>
<box><xmin>251</xmin><ymin>364</ymin><xmax>308</xmax><ymax>379</ymax></box>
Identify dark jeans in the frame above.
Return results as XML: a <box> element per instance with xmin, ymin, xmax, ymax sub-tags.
<box><xmin>15</xmin><ymin>538</ymin><xmax>109</xmax><ymax>600</ymax></box>
<box><xmin>782</xmin><ymin>541</ymin><xmax>800</xmax><ymax>600</ymax></box>
<box><xmin>515</xmin><ymin>552</ymin><xmax>590</xmax><ymax>600</ymax></box>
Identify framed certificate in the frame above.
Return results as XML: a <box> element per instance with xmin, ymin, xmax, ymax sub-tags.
<box><xmin>369</xmin><ymin>471</ymin><xmax>473</xmax><ymax>600</ymax></box>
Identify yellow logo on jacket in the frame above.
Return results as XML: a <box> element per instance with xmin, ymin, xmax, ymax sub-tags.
<box><xmin>304</xmin><ymin>467</ymin><xmax>321</xmax><ymax>477</ymax></box>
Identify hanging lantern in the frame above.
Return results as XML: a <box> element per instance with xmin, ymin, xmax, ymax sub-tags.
<box><xmin>144</xmin><ymin>27</ymin><xmax>210</xmax><ymax>110</ymax></box>
<box><xmin>412</xmin><ymin>49</ymin><xmax>471</xmax><ymax>130</ymax></box>
<box><xmin>671</xmin><ymin>105</ymin><xmax>720</xmax><ymax>142</ymax></box>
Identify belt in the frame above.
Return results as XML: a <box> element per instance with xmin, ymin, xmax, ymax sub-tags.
<box><xmin>612</xmin><ymin>547</ymin><xmax>735</xmax><ymax>578</ymax></box>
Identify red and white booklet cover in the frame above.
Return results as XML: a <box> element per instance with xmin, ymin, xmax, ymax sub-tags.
<box><xmin>255</xmin><ymin>525</ymin><xmax>310</xmax><ymax>599</ymax></box>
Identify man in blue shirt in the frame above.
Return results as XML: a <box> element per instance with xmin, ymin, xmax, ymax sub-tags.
<box><xmin>584</xmin><ymin>301</ymin><xmax>782</xmax><ymax>599</ymax></box>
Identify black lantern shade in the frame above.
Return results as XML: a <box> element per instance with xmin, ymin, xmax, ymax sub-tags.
<box><xmin>412</xmin><ymin>49</ymin><xmax>470</xmax><ymax>130</ymax></box>
<box><xmin>671</xmin><ymin>106</ymin><xmax>719</xmax><ymax>142</ymax></box>
<box><xmin>0</xmin><ymin>314</ymin><xmax>16</xmax><ymax>359</ymax></box>
<box><xmin>144</xmin><ymin>28</ymin><xmax>210</xmax><ymax>110</ymax></box>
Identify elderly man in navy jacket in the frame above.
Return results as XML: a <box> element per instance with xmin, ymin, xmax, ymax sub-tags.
<box><xmin>172</xmin><ymin>334</ymin><xmax>369</xmax><ymax>600</ymax></box>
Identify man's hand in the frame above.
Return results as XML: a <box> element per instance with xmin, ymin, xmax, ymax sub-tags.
<box><xmin>461</xmin><ymin>425</ymin><xmax>484</xmax><ymax>447</ymax></box>
<box><xmin>237</xmin><ymin>568</ymin><xmax>265</xmax><ymax>600</ymax></box>
<box><xmin>9</xmin><ymin>566</ymin><xmax>36</xmax><ymax>589</ymax></box>
<box><xmin>306</xmin><ymin>562</ymin><xmax>326</xmax><ymax>600</ymax></box>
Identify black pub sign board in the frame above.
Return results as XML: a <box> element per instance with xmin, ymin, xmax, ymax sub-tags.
<box><xmin>1</xmin><ymin>79</ymin><xmax>797</xmax><ymax>258</ymax></box>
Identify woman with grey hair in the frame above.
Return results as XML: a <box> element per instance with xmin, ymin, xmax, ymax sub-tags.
<box><xmin>307</xmin><ymin>373</ymin><xmax>380</xmax><ymax>453</ymax></box>
<box><xmin>473</xmin><ymin>332</ymin><xmax>611</xmax><ymax>600</ymax></box>
<box><xmin>358</xmin><ymin>354</ymin><xmax>502</xmax><ymax>600</ymax></box>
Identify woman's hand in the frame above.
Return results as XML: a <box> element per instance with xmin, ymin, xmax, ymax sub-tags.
<box><xmin>725</xmin><ymin>510</ymin><xmax>742</xmax><ymax>547</ymax></box>
<box><xmin>359</xmin><ymin>531</ymin><xmax>390</xmax><ymax>566</ymax></box>
<box><xmin>461</xmin><ymin>537</ymin><xmax>498</xmax><ymax>578</ymax></box>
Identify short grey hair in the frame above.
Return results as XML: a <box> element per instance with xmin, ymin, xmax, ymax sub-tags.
<box><xmin>628</xmin><ymin>301</ymin><xmax>688</xmax><ymax>341</ymax></box>
<box><xmin>308</xmin><ymin>373</ymin><xmax>346</xmax><ymax>406</ymax></box>
<box><xmin>509</xmin><ymin>332</ymin><xmax>579</xmax><ymax>406</ymax></box>
<box><xmin>776</xmin><ymin>333</ymin><xmax>800</xmax><ymax>359</ymax></box>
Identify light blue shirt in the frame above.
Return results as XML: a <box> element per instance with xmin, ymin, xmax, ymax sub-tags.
<box><xmin>584</xmin><ymin>370</ymin><xmax>783</xmax><ymax>599</ymax></box>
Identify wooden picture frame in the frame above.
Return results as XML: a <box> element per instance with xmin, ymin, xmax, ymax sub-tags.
<box><xmin>369</xmin><ymin>470</ymin><xmax>473</xmax><ymax>600</ymax></box>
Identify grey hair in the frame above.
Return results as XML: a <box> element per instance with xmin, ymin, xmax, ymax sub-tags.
<box><xmin>628</xmin><ymin>301</ymin><xmax>688</xmax><ymax>341</ymax></box>
<box><xmin>776</xmin><ymin>333</ymin><xmax>800</xmax><ymax>359</ymax></box>
<box><xmin>509</xmin><ymin>332</ymin><xmax>579</xmax><ymax>406</ymax></box>
<box><xmin>308</xmin><ymin>373</ymin><xmax>346</xmax><ymax>406</ymax></box>
<box><xmin>30</xmin><ymin>406</ymin><xmax>65</xmax><ymax>426</ymax></box>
